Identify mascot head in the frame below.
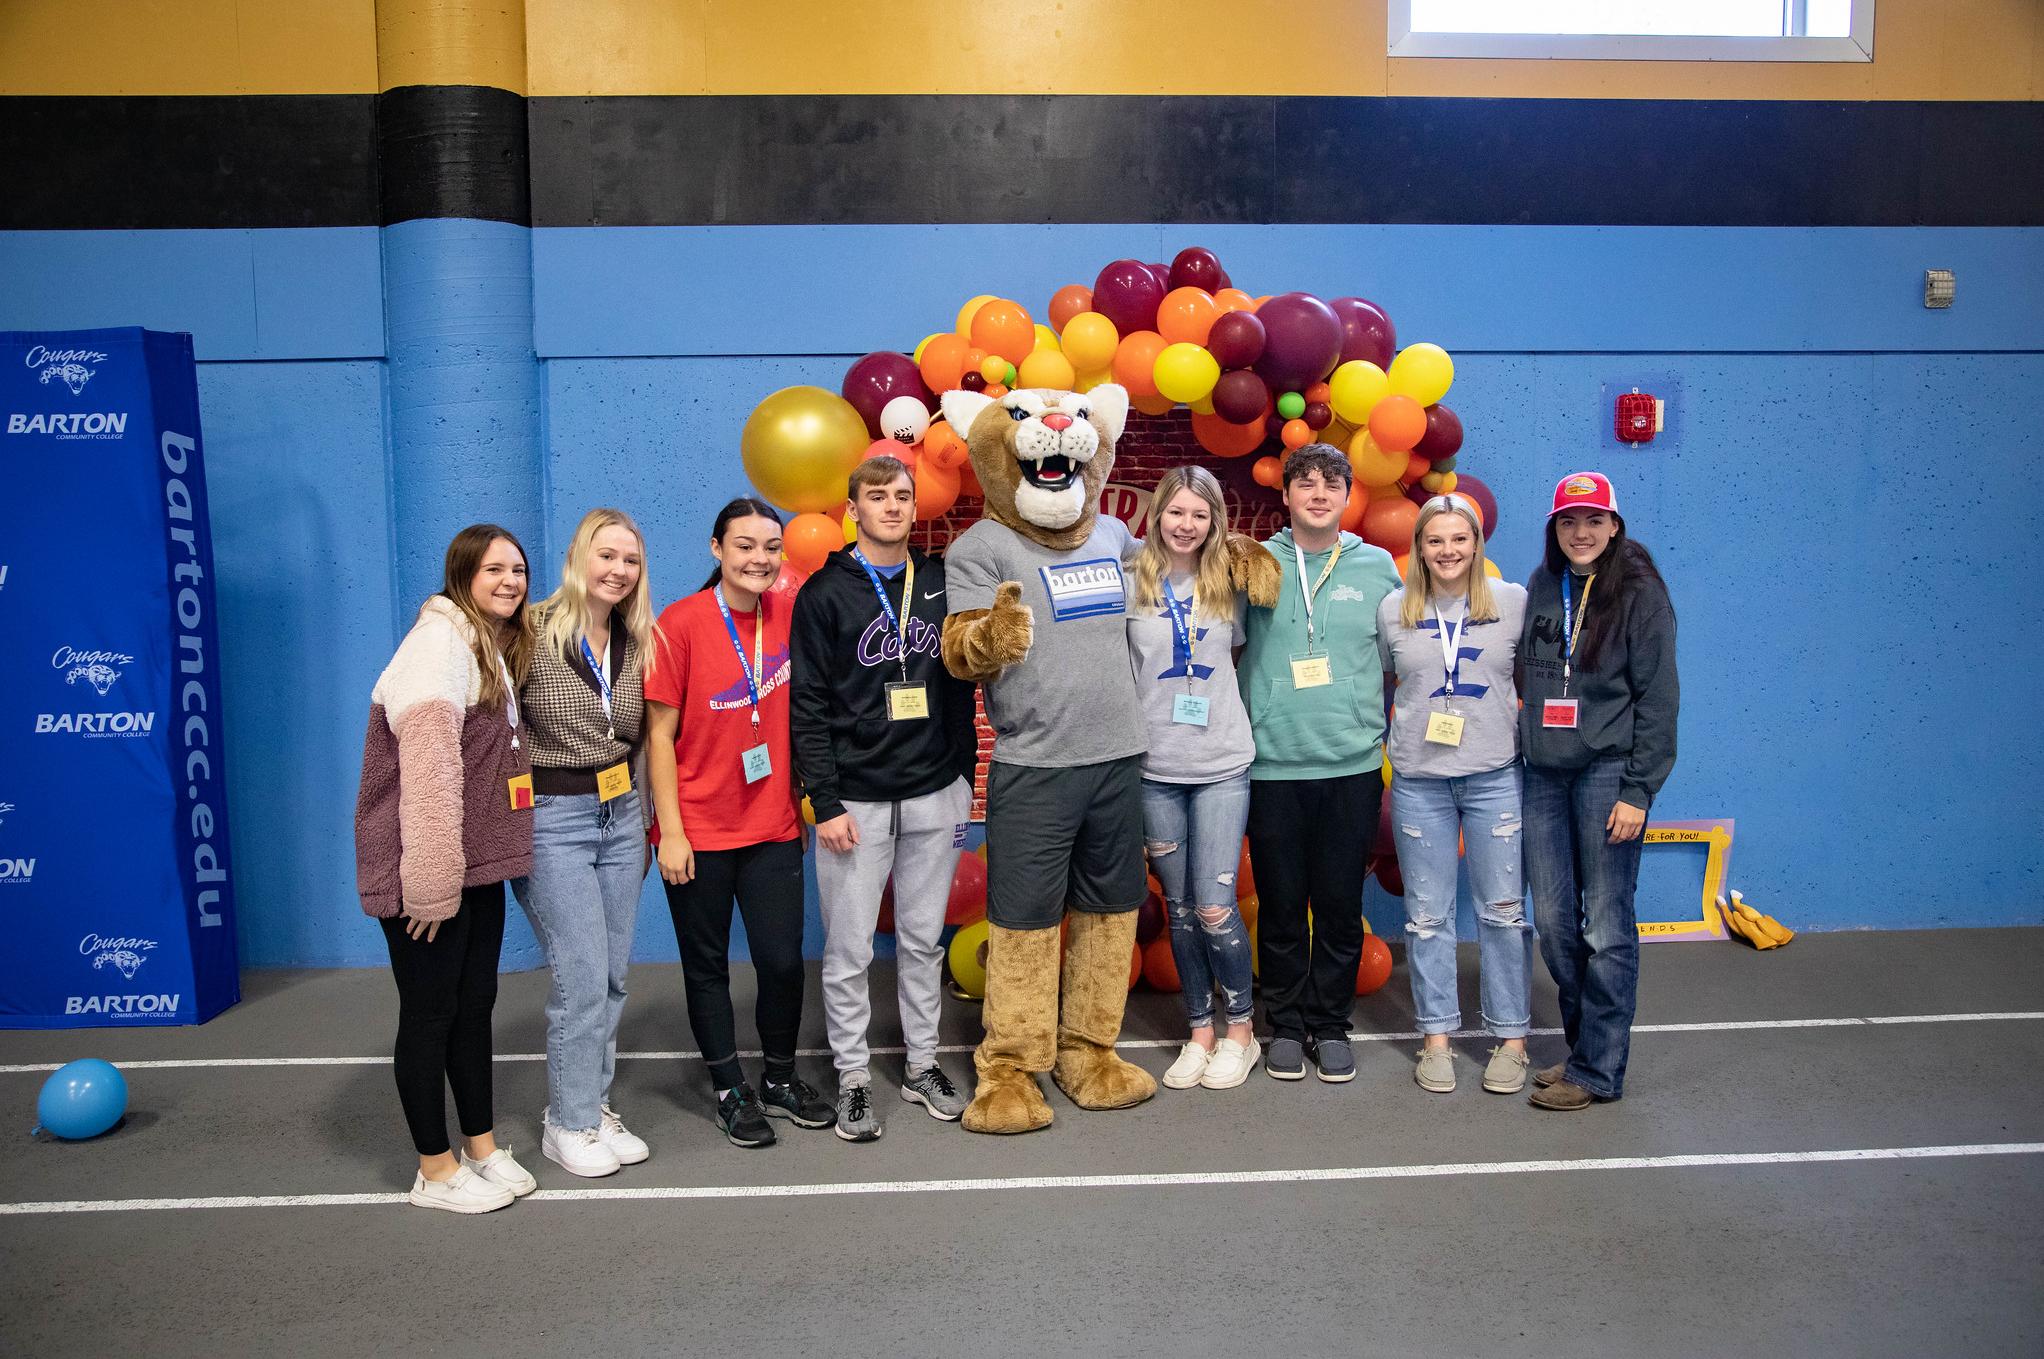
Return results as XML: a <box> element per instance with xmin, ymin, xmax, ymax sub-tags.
<box><xmin>940</xmin><ymin>384</ymin><xmax>1129</xmax><ymax>551</ymax></box>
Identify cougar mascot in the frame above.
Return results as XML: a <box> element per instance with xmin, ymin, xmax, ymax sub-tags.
<box><xmin>940</xmin><ymin>383</ymin><xmax>1277</xmax><ymax>1134</ymax></box>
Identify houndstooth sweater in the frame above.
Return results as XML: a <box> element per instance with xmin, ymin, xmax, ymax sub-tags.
<box><xmin>520</xmin><ymin>604</ymin><xmax>645</xmax><ymax>792</ymax></box>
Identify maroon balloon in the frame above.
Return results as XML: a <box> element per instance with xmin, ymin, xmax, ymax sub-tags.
<box><xmin>1414</xmin><ymin>404</ymin><xmax>1464</xmax><ymax>462</ymax></box>
<box><xmin>1451</xmin><ymin>473</ymin><xmax>1497</xmax><ymax>537</ymax></box>
<box><xmin>1205</xmin><ymin>310</ymin><xmax>1266</xmax><ymax>369</ymax></box>
<box><xmin>841</xmin><ymin>351</ymin><xmax>933</xmax><ymax>438</ymax></box>
<box><xmin>1136</xmin><ymin>892</ymin><xmax>1165</xmax><ymax>946</ymax></box>
<box><xmin>960</xmin><ymin>371</ymin><xmax>987</xmax><ymax>393</ymax></box>
<box><xmin>1168</xmin><ymin>246</ymin><xmax>1225</xmax><ymax>294</ymax></box>
<box><xmin>1328</xmin><ymin>296</ymin><xmax>1397</xmax><ymax>370</ymax></box>
<box><xmin>1092</xmin><ymin>258</ymin><xmax>1166</xmax><ymax>338</ymax></box>
<box><xmin>1373</xmin><ymin>853</ymin><xmax>1404</xmax><ymax>897</ymax></box>
<box><xmin>1302</xmin><ymin>400</ymin><xmax>1333</xmax><ymax>431</ymax></box>
<box><xmin>1214</xmin><ymin>265</ymin><xmax>1233</xmax><ymax>292</ymax></box>
<box><xmin>1252</xmin><ymin>293</ymin><xmax>1343</xmax><ymax>393</ymax></box>
<box><xmin>1212</xmin><ymin>369</ymin><xmax>1271</xmax><ymax>425</ymax></box>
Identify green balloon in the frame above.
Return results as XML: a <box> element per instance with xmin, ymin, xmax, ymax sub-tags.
<box><xmin>1276</xmin><ymin>392</ymin><xmax>1306</xmax><ymax>420</ymax></box>
<box><xmin>1432</xmin><ymin>455</ymin><xmax>1457</xmax><ymax>472</ymax></box>
<box><xmin>1004</xmin><ymin>362</ymin><xmax>1019</xmax><ymax>386</ymax></box>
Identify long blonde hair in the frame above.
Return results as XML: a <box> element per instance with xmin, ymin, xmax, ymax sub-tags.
<box><xmin>1399</xmin><ymin>494</ymin><xmax>1499</xmax><ymax>628</ymax></box>
<box><xmin>440</xmin><ymin>524</ymin><xmax>535</xmax><ymax>708</ymax></box>
<box><xmin>1132</xmin><ymin>466</ymin><xmax>1236</xmax><ymax>622</ymax></box>
<box><xmin>539</xmin><ymin>508</ymin><xmax>655</xmax><ymax>670</ymax></box>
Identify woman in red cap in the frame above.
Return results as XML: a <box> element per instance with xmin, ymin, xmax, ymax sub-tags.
<box><xmin>1518</xmin><ymin>472</ymin><xmax>1679</xmax><ymax>1111</ymax></box>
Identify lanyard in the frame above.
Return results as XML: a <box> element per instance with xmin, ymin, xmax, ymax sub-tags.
<box><xmin>1560</xmin><ymin>571</ymin><xmax>1596</xmax><ymax>695</ymax></box>
<box><xmin>1161</xmin><ymin>575</ymin><xmax>1196</xmax><ymax>690</ymax></box>
<box><xmin>496</xmin><ymin>653</ymin><xmax>520</xmax><ymax>748</ymax></box>
<box><xmin>1432</xmin><ymin>596</ymin><xmax>1467</xmax><ymax>696</ymax></box>
<box><xmin>1293</xmin><ymin>540</ymin><xmax>1343</xmax><ymax>653</ymax></box>
<box><xmin>851</xmin><ymin>548</ymin><xmax>915</xmax><ymax>682</ymax></box>
<box><xmin>580</xmin><ymin>633</ymin><xmax>615</xmax><ymax>738</ymax></box>
<box><xmin>713</xmin><ymin>584</ymin><xmax>764</xmax><ymax>731</ymax></box>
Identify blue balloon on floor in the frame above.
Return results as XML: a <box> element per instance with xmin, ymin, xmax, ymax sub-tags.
<box><xmin>35</xmin><ymin>1059</ymin><xmax>129</xmax><ymax>1140</ymax></box>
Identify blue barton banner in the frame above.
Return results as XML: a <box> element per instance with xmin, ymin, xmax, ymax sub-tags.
<box><xmin>0</xmin><ymin>327</ymin><xmax>239</xmax><ymax>1027</ymax></box>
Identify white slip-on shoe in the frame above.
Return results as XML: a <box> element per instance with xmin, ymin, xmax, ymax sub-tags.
<box><xmin>460</xmin><ymin>1146</ymin><xmax>537</xmax><ymax>1197</ymax></box>
<box><xmin>542</xmin><ymin>1117</ymin><xmax>622</xmax><ymax>1178</ymax></box>
<box><xmin>1199</xmin><ymin>1037</ymin><xmax>1262</xmax><ymax>1090</ymax></box>
<box><xmin>1162</xmin><ymin>1042</ymin><xmax>1212</xmax><ymax>1090</ymax></box>
<box><xmin>409</xmin><ymin>1166</ymin><xmax>515</xmax><ymax>1214</ymax></box>
<box><xmin>599</xmin><ymin>1104</ymin><xmax>650</xmax><ymax>1164</ymax></box>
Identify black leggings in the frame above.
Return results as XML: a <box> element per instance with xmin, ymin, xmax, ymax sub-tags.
<box><xmin>379</xmin><ymin>883</ymin><xmax>505</xmax><ymax>1156</ymax></box>
<box><xmin>663</xmin><ymin>837</ymin><xmax>806</xmax><ymax>1090</ymax></box>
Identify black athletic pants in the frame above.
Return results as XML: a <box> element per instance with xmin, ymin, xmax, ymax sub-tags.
<box><xmin>1246</xmin><ymin>773</ymin><xmax>1382</xmax><ymax>1044</ymax></box>
<box><xmin>663</xmin><ymin>836</ymin><xmax>806</xmax><ymax>1091</ymax></box>
<box><xmin>379</xmin><ymin>882</ymin><xmax>505</xmax><ymax>1156</ymax></box>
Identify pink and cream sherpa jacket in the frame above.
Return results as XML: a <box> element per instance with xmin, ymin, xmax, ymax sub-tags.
<box><xmin>354</xmin><ymin>596</ymin><xmax>533</xmax><ymax>921</ymax></box>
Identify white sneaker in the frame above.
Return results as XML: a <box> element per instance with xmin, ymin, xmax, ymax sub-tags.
<box><xmin>408</xmin><ymin>1166</ymin><xmax>514</xmax><ymax>1214</ymax></box>
<box><xmin>460</xmin><ymin>1146</ymin><xmax>537</xmax><ymax>1197</ymax></box>
<box><xmin>1163</xmin><ymin>1041</ymin><xmax>1213</xmax><ymax>1090</ymax></box>
<box><xmin>1199</xmin><ymin>1037</ymin><xmax>1262</xmax><ymax>1089</ymax></box>
<box><xmin>599</xmin><ymin>1103</ymin><xmax>650</xmax><ymax>1164</ymax></box>
<box><xmin>542</xmin><ymin>1116</ymin><xmax>621</xmax><ymax>1178</ymax></box>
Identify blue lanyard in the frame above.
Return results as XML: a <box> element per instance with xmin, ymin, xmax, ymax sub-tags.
<box><xmin>1560</xmin><ymin>571</ymin><xmax>1595</xmax><ymax>694</ymax></box>
<box><xmin>851</xmin><ymin>548</ymin><xmax>914</xmax><ymax>681</ymax></box>
<box><xmin>579</xmin><ymin>634</ymin><xmax>616</xmax><ymax>737</ymax></box>
<box><xmin>1160</xmin><ymin>576</ymin><xmax>1196</xmax><ymax>680</ymax></box>
<box><xmin>713</xmin><ymin>585</ymin><xmax>763</xmax><ymax>729</ymax></box>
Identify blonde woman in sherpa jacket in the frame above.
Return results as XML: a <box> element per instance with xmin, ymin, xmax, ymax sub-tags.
<box><xmin>355</xmin><ymin>524</ymin><xmax>539</xmax><ymax>1215</ymax></box>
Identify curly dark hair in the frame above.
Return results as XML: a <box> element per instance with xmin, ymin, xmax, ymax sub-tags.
<box><xmin>1280</xmin><ymin>442</ymin><xmax>1352</xmax><ymax>492</ymax></box>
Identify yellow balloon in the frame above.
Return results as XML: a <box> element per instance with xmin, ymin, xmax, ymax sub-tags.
<box><xmin>1189</xmin><ymin>393</ymin><xmax>1216</xmax><ymax>415</ymax></box>
<box><xmin>1347</xmin><ymin>429</ymin><xmax>1407</xmax><ymax>489</ymax></box>
<box><xmin>1387</xmin><ymin>343</ymin><xmax>1454</xmax><ymax>405</ymax></box>
<box><xmin>948</xmin><ymin>918</ymin><xmax>991</xmax><ymax>999</ymax></box>
<box><xmin>1328</xmin><ymin>360</ymin><xmax>1389</xmax><ymax>425</ymax></box>
<box><xmin>1016</xmin><ymin>348</ymin><xmax>1077</xmax><ymax>391</ymax></box>
<box><xmin>912</xmin><ymin>332</ymin><xmax>942</xmax><ymax>364</ymax></box>
<box><xmin>801</xmin><ymin>795</ymin><xmax>817</xmax><ymax>825</ymax></box>
<box><xmin>739</xmin><ymin>386</ymin><xmax>871</xmax><ymax>514</ymax></box>
<box><xmin>1483</xmin><ymin>558</ymin><xmax>1502</xmax><ymax>579</ymax></box>
<box><xmin>1153</xmin><ymin>342</ymin><xmax>1220</xmax><ymax>404</ymax></box>
<box><xmin>1381</xmin><ymin>757</ymin><xmax>1393</xmax><ymax>789</ymax></box>
<box><xmin>1074</xmin><ymin>367</ymin><xmax>1114</xmax><ymax>394</ymax></box>
<box><xmin>1321</xmin><ymin>415</ymin><xmax>1354</xmax><ymax>449</ymax></box>
<box><xmin>842</xmin><ymin>514</ymin><xmax>859</xmax><ymax>544</ymax></box>
<box><xmin>1032</xmin><ymin>323</ymin><xmax>1062</xmax><ymax>354</ymax></box>
<box><xmin>1059</xmin><ymin>312</ymin><xmax>1120</xmax><ymax>372</ymax></box>
<box><xmin>955</xmin><ymin>294</ymin><xmax>998</xmax><ymax>335</ymax></box>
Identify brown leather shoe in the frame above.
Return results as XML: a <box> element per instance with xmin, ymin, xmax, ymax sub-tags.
<box><xmin>1528</xmin><ymin>1078</ymin><xmax>1597</xmax><ymax>1111</ymax></box>
<box><xmin>1532</xmin><ymin>1061</ymin><xmax>1568</xmax><ymax>1088</ymax></box>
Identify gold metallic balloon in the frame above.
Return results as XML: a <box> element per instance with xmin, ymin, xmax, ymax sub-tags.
<box><xmin>739</xmin><ymin>386</ymin><xmax>871</xmax><ymax>514</ymax></box>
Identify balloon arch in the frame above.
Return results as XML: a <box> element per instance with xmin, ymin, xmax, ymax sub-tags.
<box><xmin>740</xmin><ymin>246</ymin><xmax>1491</xmax><ymax>578</ymax></box>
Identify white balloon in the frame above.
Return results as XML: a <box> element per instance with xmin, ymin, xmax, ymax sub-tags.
<box><xmin>881</xmin><ymin>395</ymin><xmax>931</xmax><ymax>446</ymax></box>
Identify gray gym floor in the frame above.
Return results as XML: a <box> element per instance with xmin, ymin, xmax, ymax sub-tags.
<box><xmin>3</xmin><ymin>928</ymin><xmax>2041</xmax><ymax>1358</ymax></box>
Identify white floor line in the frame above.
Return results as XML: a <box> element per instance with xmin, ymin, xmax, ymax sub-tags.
<box><xmin>5</xmin><ymin>1141</ymin><xmax>2039</xmax><ymax>1216</ymax></box>
<box><xmin>2</xmin><ymin>1010</ymin><xmax>2039</xmax><ymax>1075</ymax></box>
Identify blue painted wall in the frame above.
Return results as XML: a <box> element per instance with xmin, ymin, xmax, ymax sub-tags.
<box><xmin>4</xmin><ymin>223</ymin><xmax>2040</xmax><ymax>965</ymax></box>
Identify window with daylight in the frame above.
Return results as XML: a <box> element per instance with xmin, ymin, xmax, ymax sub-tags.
<box><xmin>1388</xmin><ymin>0</ymin><xmax>1875</xmax><ymax>62</ymax></box>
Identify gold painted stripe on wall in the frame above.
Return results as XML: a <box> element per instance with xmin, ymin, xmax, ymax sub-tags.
<box><xmin>376</xmin><ymin>0</ymin><xmax>527</xmax><ymax>95</ymax></box>
<box><xmin>0</xmin><ymin>0</ymin><xmax>380</xmax><ymax>95</ymax></box>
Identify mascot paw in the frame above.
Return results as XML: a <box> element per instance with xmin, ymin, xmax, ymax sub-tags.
<box><xmin>1226</xmin><ymin>533</ymin><xmax>1283</xmax><ymax>608</ymax></box>
<box><xmin>962</xmin><ymin>1065</ymin><xmax>1055</xmax><ymax>1135</ymax></box>
<box><xmin>1053</xmin><ymin>1048</ymin><xmax>1158</xmax><ymax>1111</ymax></box>
<box><xmin>941</xmin><ymin>582</ymin><xmax>1035</xmax><ymax>682</ymax></box>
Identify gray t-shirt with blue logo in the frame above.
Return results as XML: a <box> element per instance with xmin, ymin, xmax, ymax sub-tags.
<box><xmin>947</xmin><ymin>515</ymin><xmax>1147</xmax><ymax>769</ymax></box>
<box><xmin>1377</xmin><ymin>582</ymin><xmax>1527</xmax><ymax>779</ymax></box>
<box><xmin>1125</xmin><ymin>573</ymin><xmax>1254</xmax><ymax>784</ymax></box>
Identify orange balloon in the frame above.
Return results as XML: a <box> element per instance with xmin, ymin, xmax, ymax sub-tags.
<box><xmin>914</xmin><ymin>456</ymin><xmax>961</xmax><ymax>520</ymax></box>
<box><xmin>1131</xmin><ymin>393</ymin><xmax>1175</xmax><ymax>417</ymax></box>
<box><xmin>1394</xmin><ymin>552</ymin><xmax>1411</xmax><ymax>576</ymax></box>
<box><xmin>1368</xmin><ymin>481</ymin><xmax>1406</xmax><ymax>502</ymax></box>
<box><xmin>1303</xmin><ymin>381</ymin><xmax>1332</xmax><ymax>405</ymax></box>
<box><xmin>918</xmin><ymin>333</ymin><xmax>970</xmax><ymax>395</ymax></box>
<box><xmin>1236</xmin><ymin>840</ymin><xmax>1257</xmax><ymax>899</ymax></box>
<box><xmin>1016</xmin><ymin>348</ymin><xmax>1077</xmax><ymax>391</ymax></box>
<box><xmin>956</xmin><ymin>457</ymin><xmax>982</xmax><ymax>497</ymax></box>
<box><xmin>1339</xmin><ymin>493</ymin><xmax>1367</xmax><ymax>532</ymax></box>
<box><xmin>1405</xmin><ymin>452</ymin><xmax>1431</xmax><ymax>483</ymax></box>
<box><xmin>1361</xmin><ymin>496</ymin><xmax>1420</xmax><ymax>555</ymax></box>
<box><xmin>1214</xmin><ymin>288</ymin><xmax>1255</xmax><ymax>314</ymax></box>
<box><xmin>783</xmin><ymin>512</ymin><xmax>841</xmax><ymax>574</ymax></box>
<box><xmin>1111</xmin><ymin>330</ymin><xmax>1168</xmax><ymax>398</ymax></box>
<box><xmin>1368</xmin><ymin>394</ymin><xmax>1427</xmax><ymax>453</ymax></box>
<box><xmin>1141</xmin><ymin>933</ymin><xmax>1180</xmax><ymax>992</ymax></box>
<box><xmin>1357</xmin><ymin>933</ymin><xmax>1394</xmax><ymax>995</ymax></box>
<box><xmin>1048</xmin><ymin>284</ymin><xmax>1094</xmax><ymax>332</ymax></box>
<box><xmin>960</xmin><ymin>346</ymin><xmax>988</xmax><ymax>376</ymax></box>
<box><xmin>1191</xmin><ymin>410</ymin><xmax>1265</xmax><ymax>458</ymax></box>
<box><xmin>924</xmin><ymin>419</ymin><xmax>966</xmax><ymax>469</ymax></box>
<box><xmin>1347</xmin><ymin>430</ymin><xmax>1408</xmax><ymax>489</ymax></box>
<box><xmin>1252</xmin><ymin>295</ymin><xmax>1271</xmax><ymax>310</ymax></box>
<box><xmin>1281</xmin><ymin>418</ymin><xmax>1313</xmax><ymax>450</ymax></box>
<box><xmin>1156</xmin><ymin>287</ymin><xmax>1219</xmax><ymax>346</ymax></box>
<box><xmin>984</xmin><ymin>383</ymin><xmax>1009</xmax><ymax>398</ymax></box>
<box><xmin>969</xmin><ymin>300</ymin><xmax>1035</xmax><ymax>366</ymax></box>
<box><xmin>1251</xmin><ymin>454</ymin><xmax>1283</xmax><ymax>488</ymax></box>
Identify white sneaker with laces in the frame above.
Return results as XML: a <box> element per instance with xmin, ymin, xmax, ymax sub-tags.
<box><xmin>542</xmin><ymin>1115</ymin><xmax>622</xmax><ymax>1178</ymax></box>
<box><xmin>1199</xmin><ymin>1037</ymin><xmax>1262</xmax><ymax>1090</ymax></box>
<box><xmin>460</xmin><ymin>1146</ymin><xmax>537</xmax><ymax>1197</ymax></box>
<box><xmin>409</xmin><ymin>1166</ymin><xmax>515</xmax><ymax>1214</ymax></box>
<box><xmin>1163</xmin><ymin>1041</ymin><xmax>1212</xmax><ymax>1090</ymax></box>
<box><xmin>599</xmin><ymin>1103</ymin><xmax>650</xmax><ymax>1164</ymax></box>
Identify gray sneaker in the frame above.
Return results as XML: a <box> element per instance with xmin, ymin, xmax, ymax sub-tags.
<box><xmin>1267</xmin><ymin>1037</ymin><xmax>1307</xmax><ymax>1080</ymax></box>
<box><xmin>1414</xmin><ymin>1046</ymin><xmax>1457</xmax><ymax>1093</ymax></box>
<box><xmin>901</xmin><ymin>1064</ymin><xmax>967</xmax><ymax>1121</ymax></box>
<box><xmin>834</xmin><ymin>1081</ymin><xmax>882</xmax><ymax>1142</ymax></box>
<box><xmin>1309</xmin><ymin>1036</ymin><xmax>1356</xmax><ymax>1083</ymax></box>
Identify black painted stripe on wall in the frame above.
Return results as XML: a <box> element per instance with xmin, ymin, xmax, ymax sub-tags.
<box><xmin>3</xmin><ymin>94</ymin><xmax>2039</xmax><ymax>230</ymax></box>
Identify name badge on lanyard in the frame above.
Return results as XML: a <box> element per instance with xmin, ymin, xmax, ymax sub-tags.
<box><xmin>715</xmin><ymin>585</ymin><xmax>771</xmax><ymax>781</ymax></box>
<box><xmin>1161</xmin><ymin>577</ymin><xmax>1210</xmax><ymax>723</ymax></box>
<box><xmin>1291</xmin><ymin>541</ymin><xmax>1342</xmax><ymax>688</ymax></box>
<box><xmin>855</xmin><ymin>549</ymin><xmax>929</xmax><ymax>722</ymax></box>
<box><xmin>1551</xmin><ymin>570</ymin><xmax>1595</xmax><ymax>730</ymax></box>
<box><xmin>1426</xmin><ymin>599</ymin><xmax>1467</xmax><ymax>745</ymax></box>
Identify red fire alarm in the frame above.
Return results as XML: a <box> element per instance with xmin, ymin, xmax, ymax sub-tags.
<box><xmin>1615</xmin><ymin>388</ymin><xmax>1662</xmax><ymax>444</ymax></box>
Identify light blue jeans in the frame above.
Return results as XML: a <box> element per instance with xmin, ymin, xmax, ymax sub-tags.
<box><xmin>1389</xmin><ymin>765</ymin><xmax>1532</xmax><ymax>1038</ymax></box>
<box><xmin>1142</xmin><ymin>772</ymin><xmax>1255</xmax><ymax>1030</ymax></box>
<box><xmin>511</xmin><ymin>790</ymin><xmax>646</xmax><ymax>1130</ymax></box>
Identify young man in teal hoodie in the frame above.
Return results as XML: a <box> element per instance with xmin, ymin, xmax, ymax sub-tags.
<box><xmin>1238</xmin><ymin>444</ymin><xmax>1403</xmax><ymax>1082</ymax></box>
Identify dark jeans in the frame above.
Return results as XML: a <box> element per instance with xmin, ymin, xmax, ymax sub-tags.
<box><xmin>664</xmin><ymin>836</ymin><xmax>806</xmax><ymax>1090</ymax></box>
<box><xmin>1247</xmin><ymin>772</ymin><xmax>1382</xmax><ymax>1043</ymax></box>
<box><xmin>379</xmin><ymin>882</ymin><xmax>506</xmax><ymax>1156</ymax></box>
<box><xmin>1525</xmin><ymin>757</ymin><xmax>1644</xmax><ymax>1099</ymax></box>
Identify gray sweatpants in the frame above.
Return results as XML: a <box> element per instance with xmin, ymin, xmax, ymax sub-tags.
<box><xmin>816</xmin><ymin>777</ymin><xmax>972</xmax><ymax>1081</ymax></box>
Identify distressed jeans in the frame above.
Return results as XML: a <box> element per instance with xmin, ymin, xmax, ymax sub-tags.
<box><xmin>1142</xmin><ymin>772</ymin><xmax>1255</xmax><ymax>1030</ymax></box>
<box><xmin>1525</xmin><ymin>757</ymin><xmax>1644</xmax><ymax>1099</ymax></box>
<box><xmin>1389</xmin><ymin>765</ymin><xmax>1532</xmax><ymax>1037</ymax></box>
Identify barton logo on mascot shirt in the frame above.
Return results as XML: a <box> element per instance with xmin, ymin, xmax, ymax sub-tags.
<box><xmin>36</xmin><ymin>644</ymin><xmax>156</xmax><ymax>737</ymax></box>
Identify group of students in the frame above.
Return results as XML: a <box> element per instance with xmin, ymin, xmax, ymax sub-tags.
<box><xmin>354</xmin><ymin>446</ymin><xmax>1677</xmax><ymax>1214</ymax></box>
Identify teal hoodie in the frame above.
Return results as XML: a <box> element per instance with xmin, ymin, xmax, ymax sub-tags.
<box><xmin>1238</xmin><ymin>528</ymin><xmax>1403</xmax><ymax>780</ymax></box>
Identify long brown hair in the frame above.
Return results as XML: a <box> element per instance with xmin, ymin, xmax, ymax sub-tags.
<box><xmin>441</xmin><ymin>524</ymin><xmax>535</xmax><ymax>708</ymax></box>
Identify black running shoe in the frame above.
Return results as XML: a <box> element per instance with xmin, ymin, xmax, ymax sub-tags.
<box><xmin>718</xmin><ymin>1084</ymin><xmax>777</xmax><ymax>1149</ymax></box>
<box><xmin>760</xmin><ymin>1074</ymin><xmax>836</xmax><ymax>1129</ymax></box>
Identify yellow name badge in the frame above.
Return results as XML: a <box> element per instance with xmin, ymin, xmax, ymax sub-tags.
<box><xmin>507</xmin><ymin>773</ymin><xmax>534</xmax><ymax>810</ymax></box>
<box><xmin>595</xmin><ymin>761</ymin><xmax>632</xmax><ymax>802</ymax></box>
<box><xmin>1424</xmin><ymin>710</ymin><xmax>1466</xmax><ymax>747</ymax></box>
<box><xmin>885</xmin><ymin>681</ymin><xmax>930</xmax><ymax>722</ymax></box>
<box><xmin>1290</xmin><ymin>654</ymin><xmax>1333</xmax><ymax>689</ymax></box>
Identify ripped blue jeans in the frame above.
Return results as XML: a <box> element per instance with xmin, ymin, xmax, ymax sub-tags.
<box><xmin>1142</xmin><ymin>772</ymin><xmax>1255</xmax><ymax>1030</ymax></box>
<box><xmin>1389</xmin><ymin>765</ymin><xmax>1532</xmax><ymax>1038</ymax></box>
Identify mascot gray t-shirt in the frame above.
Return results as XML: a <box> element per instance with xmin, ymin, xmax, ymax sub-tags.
<box><xmin>947</xmin><ymin>515</ymin><xmax>1147</xmax><ymax>770</ymax></box>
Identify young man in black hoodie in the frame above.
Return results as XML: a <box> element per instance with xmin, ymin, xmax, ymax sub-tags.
<box><xmin>791</xmin><ymin>456</ymin><xmax>979</xmax><ymax>1140</ymax></box>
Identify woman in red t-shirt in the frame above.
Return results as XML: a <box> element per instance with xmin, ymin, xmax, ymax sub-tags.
<box><xmin>645</xmin><ymin>497</ymin><xmax>833</xmax><ymax>1148</ymax></box>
